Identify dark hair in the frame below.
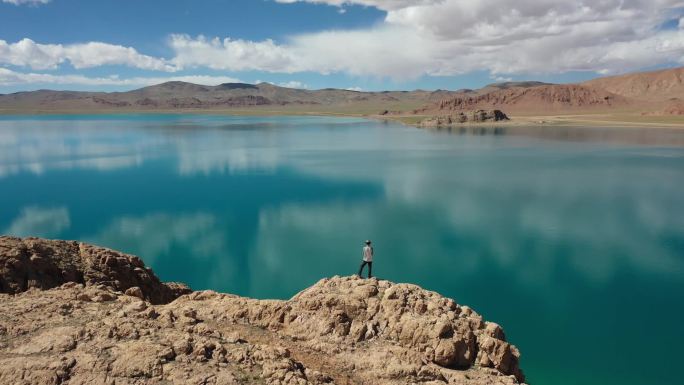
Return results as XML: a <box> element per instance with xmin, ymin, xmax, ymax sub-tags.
<box><xmin>365</xmin><ymin>240</ymin><xmax>371</xmax><ymax>244</ymax></box>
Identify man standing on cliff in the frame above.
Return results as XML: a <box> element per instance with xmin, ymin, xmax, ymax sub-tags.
<box><xmin>358</xmin><ymin>240</ymin><xmax>373</xmax><ymax>279</ymax></box>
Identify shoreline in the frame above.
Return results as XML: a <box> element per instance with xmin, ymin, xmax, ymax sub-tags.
<box><xmin>2</xmin><ymin>107</ymin><xmax>684</xmax><ymax>129</ymax></box>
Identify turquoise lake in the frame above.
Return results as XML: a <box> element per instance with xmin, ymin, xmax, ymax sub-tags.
<box><xmin>1</xmin><ymin>114</ymin><xmax>683</xmax><ymax>385</ymax></box>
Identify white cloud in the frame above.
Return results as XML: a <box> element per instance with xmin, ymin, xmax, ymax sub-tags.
<box><xmin>247</xmin><ymin>0</ymin><xmax>684</xmax><ymax>77</ymax></box>
<box><xmin>0</xmin><ymin>39</ymin><xmax>175</xmax><ymax>71</ymax></box>
<box><xmin>168</xmin><ymin>28</ymin><xmax>431</xmax><ymax>79</ymax></box>
<box><xmin>2</xmin><ymin>0</ymin><xmax>683</xmax><ymax>83</ymax></box>
<box><xmin>346</xmin><ymin>86</ymin><xmax>363</xmax><ymax>91</ymax></box>
<box><xmin>274</xmin><ymin>0</ymin><xmax>438</xmax><ymax>10</ymax></box>
<box><xmin>0</xmin><ymin>67</ymin><xmax>240</xmax><ymax>87</ymax></box>
<box><xmin>169</xmin><ymin>34</ymin><xmax>298</xmax><ymax>72</ymax></box>
<box><xmin>277</xmin><ymin>80</ymin><xmax>308</xmax><ymax>88</ymax></box>
<box><xmin>2</xmin><ymin>0</ymin><xmax>50</xmax><ymax>5</ymax></box>
<box><xmin>5</xmin><ymin>206</ymin><xmax>70</xmax><ymax>238</ymax></box>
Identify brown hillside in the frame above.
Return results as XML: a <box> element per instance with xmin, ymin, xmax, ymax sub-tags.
<box><xmin>662</xmin><ymin>98</ymin><xmax>684</xmax><ymax>115</ymax></box>
<box><xmin>583</xmin><ymin>67</ymin><xmax>684</xmax><ymax>101</ymax></box>
<box><xmin>416</xmin><ymin>84</ymin><xmax>630</xmax><ymax>115</ymax></box>
<box><xmin>0</xmin><ymin>82</ymin><xmax>450</xmax><ymax>112</ymax></box>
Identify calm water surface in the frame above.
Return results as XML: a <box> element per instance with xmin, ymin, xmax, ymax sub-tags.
<box><xmin>1</xmin><ymin>115</ymin><xmax>683</xmax><ymax>385</ymax></box>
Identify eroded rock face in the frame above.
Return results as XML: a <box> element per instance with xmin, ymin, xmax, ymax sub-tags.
<box><xmin>0</xmin><ymin>236</ymin><xmax>190</xmax><ymax>304</ymax></box>
<box><xmin>0</xmin><ymin>236</ymin><xmax>526</xmax><ymax>385</ymax></box>
<box><xmin>418</xmin><ymin>110</ymin><xmax>509</xmax><ymax>127</ymax></box>
<box><xmin>207</xmin><ymin>277</ymin><xmax>524</xmax><ymax>382</ymax></box>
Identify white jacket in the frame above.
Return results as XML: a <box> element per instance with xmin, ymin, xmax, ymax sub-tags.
<box><xmin>362</xmin><ymin>245</ymin><xmax>373</xmax><ymax>262</ymax></box>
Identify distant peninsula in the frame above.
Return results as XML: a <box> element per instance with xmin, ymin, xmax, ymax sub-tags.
<box><xmin>0</xmin><ymin>236</ymin><xmax>525</xmax><ymax>385</ymax></box>
<box><xmin>1</xmin><ymin>67</ymin><xmax>684</xmax><ymax>128</ymax></box>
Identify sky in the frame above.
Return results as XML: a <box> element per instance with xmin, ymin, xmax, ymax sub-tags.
<box><xmin>0</xmin><ymin>0</ymin><xmax>683</xmax><ymax>93</ymax></box>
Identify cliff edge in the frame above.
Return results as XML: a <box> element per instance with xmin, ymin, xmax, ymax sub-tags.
<box><xmin>0</xmin><ymin>236</ymin><xmax>525</xmax><ymax>385</ymax></box>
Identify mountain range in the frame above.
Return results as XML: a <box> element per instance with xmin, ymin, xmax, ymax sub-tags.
<box><xmin>1</xmin><ymin>67</ymin><xmax>682</xmax><ymax>119</ymax></box>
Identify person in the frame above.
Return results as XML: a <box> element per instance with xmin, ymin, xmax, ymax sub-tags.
<box><xmin>358</xmin><ymin>240</ymin><xmax>373</xmax><ymax>278</ymax></box>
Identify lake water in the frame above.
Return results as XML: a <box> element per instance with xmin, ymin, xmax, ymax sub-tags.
<box><xmin>1</xmin><ymin>114</ymin><xmax>683</xmax><ymax>385</ymax></box>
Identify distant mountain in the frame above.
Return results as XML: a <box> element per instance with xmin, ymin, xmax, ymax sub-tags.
<box><xmin>416</xmin><ymin>68</ymin><xmax>684</xmax><ymax>116</ymax></box>
<box><xmin>0</xmin><ymin>82</ymin><xmax>456</xmax><ymax>112</ymax></box>
<box><xmin>0</xmin><ymin>67</ymin><xmax>682</xmax><ymax>116</ymax></box>
<box><xmin>476</xmin><ymin>81</ymin><xmax>552</xmax><ymax>95</ymax></box>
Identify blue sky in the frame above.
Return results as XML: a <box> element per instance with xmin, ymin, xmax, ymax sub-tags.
<box><xmin>0</xmin><ymin>0</ymin><xmax>682</xmax><ymax>93</ymax></box>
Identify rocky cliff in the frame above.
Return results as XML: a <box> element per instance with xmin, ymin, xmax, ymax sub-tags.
<box><xmin>0</xmin><ymin>236</ymin><xmax>525</xmax><ymax>385</ymax></box>
<box><xmin>415</xmin><ymin>84</ymin><xmax>629</xmax><ymax>115</ymax></box>
<box><xmin>582</xmin><ymin>66</ymin><xmax>684</xmax><ymax>102</ymax></box>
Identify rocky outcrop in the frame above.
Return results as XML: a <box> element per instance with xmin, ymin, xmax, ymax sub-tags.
<box><xmin>419</xmin><ymin>110</ymin><xmax>509</xmax><ymax>126</ymax></box>
<box><xmin>0</xmin><ymin>236</ymin><xmax>190</xmax><ymax>304</ymax></box>
<box><xmin>0</xmin><ymin>236</ymin><xmax>526</xmax><ymax>385</ymax></box>
<box><xmin>648</xmin><ymin>98</ymin><xmax>684</xmax><ymax>115</ymax></box>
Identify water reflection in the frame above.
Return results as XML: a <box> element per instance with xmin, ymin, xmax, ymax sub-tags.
<box><xmin>0</xmin><ymin>115</ymin><xmax>683</xmax><ymax>385</ymax></box>
<box><xmin>4</xmin><ymin>206</ymin><xmax>70</xmax><ymax>238</ymax></box>
<box><xmin>426</xmin><ymin>124</ymin><xmax>684</xmax><ymax>146</ymax></box>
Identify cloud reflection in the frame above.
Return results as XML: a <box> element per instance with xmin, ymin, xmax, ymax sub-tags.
<box><xmin>5</xmin><ymin>206</ymin><xmax>70</xmax><ymax>238</ymax></box>
<box><xmin>251</xmin><ymin>146</ymin><xmax>684</xmax><ymax>295</ymax></box>
<box><xmin>0</xmin><ymin>119</ymin><xmax>151</xmax><ymax>177</ymax></box>
<box><xmin>88</xmin><ymin>212</ymin><xmax>225</xmax><ymax>264</ymax></box>
<box><xmin>86</xmin><ymin>212</ymin><xmax>247</xmax><ymax>292</ymax></box>
<box><xmin>1</xmin><ymin>115</ymin><xmax>682</xmax><ymax>292</ymax></box>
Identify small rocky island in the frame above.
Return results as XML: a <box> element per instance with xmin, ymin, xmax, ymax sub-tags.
<box><xmin>0</xmin><ymin>236</ymin><xmax>525</xmax><ymax>385</ymax></box>
<box><xmin>418</xmin><ymin>110</ymin><xmax>510</xmax><ymax>127</ymax></box>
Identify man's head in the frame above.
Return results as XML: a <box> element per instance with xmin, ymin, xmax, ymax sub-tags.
<box><xmin>365</xmin><ymin>240</ymin><xmax>371</xmax><ymax>245</ymax></box>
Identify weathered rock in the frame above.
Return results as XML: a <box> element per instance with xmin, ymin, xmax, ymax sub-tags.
<box><xmin>125</xmin><ymin>286</ymin><xmax>145</xmax><ymax>299</ymax></box>
<box><xmin>0</xmin><ymin>236</ymin><xmax>526</xmax><ymax>385</ymax></box>
<box><xmin>0</xmin><ymin>236</ymin><xmax>190</xmax><ymax>304</ymax></box>
<box><xmin>419</xmin><ymin>110</ymin><xmax>509</xmax><ymax>127</ymax></box>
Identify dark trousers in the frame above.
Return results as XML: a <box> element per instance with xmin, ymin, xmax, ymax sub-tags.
<box><xmin>358</xmin><ymin>260</ymin><xmax>372</xmax><ymax>278</ymax></box>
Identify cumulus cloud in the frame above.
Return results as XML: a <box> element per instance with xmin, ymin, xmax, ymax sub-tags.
<box><xmin>275</xmin><ymin>0</ymin><xmax>438</xmax><ymax>10</ymax></box>
<box><xmin>169</xmin><ymin>34</ymin><xmax>297</xmax><ymax>72</ymax></box>
<box><xmin>168</xmin><ymin>28</ymin><xmax>431</xmax><ymax>79</ymax></box>
<box><xmin>277</xmin><ymin>80</ymin><xmax>308</xmax><ymax>88</ymax></box>
<box><xmin>0</xmin><ymin>39</ymin><xmax>175</xmax><ymax>71</ymax></box>
<box><xmin>244</xmin><ymin>0</ymin><xmax>684</xmax><ymax>77</ymax></box>
<box><xmin>2</xmin><ymin>0</ymin><xmax>50</xmax><ymax>5</ymax></box>
<box><xmin>0</xmin><ymin>67</ymin><xmax>240</xmax><ymax>86</ymax></box>
<box><xmin>2</xmin><ymin>0</ymin><xmax>684</xmax><ymax>83</ymax></box>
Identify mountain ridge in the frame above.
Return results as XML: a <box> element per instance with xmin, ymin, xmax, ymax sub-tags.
<box><xmin>582</xmin><ymin>66</ymin><xmax>684</xmax><ymax>101</ymax></box>
<box><xmin>0</xmin><ymin>67</ymin><xmax>682</xmax><ymax>118</ymax></box>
